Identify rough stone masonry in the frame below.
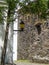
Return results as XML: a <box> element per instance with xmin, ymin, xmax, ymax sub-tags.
<box><xmin>17</xmin><ymin>14</ymin><xmax>49</xmax><ymax>63</ymax></box>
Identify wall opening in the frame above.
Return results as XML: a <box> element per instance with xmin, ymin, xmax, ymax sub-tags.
<box><xmin>35</xmin><ymin>24</ymin><xmax>41</xmax><ymax>35</ymax></box>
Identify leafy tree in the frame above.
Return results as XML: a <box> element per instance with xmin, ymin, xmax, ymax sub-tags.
<box><xmin>47</xmin><ymin>0</ymin><xmax>49</xmax><ymax>15</ymax></box>
<box><xmin>0</xmin><ymin>0</ymin><xmax>19</xmax><ymax>65</ymax></box>
<box><xmin>19</xmin><ymin>0</ymin><xmax>48</xmax><ymax>19</ymax></box>
<box><xmin>47</xmin><ymin>0</ymin><xmax>49</xmax><ymax>8</ymax></box>
<box><xmin>36</xmin><ymin>0</ymin><xmax>48</xmax><ymax>19</ymax></box>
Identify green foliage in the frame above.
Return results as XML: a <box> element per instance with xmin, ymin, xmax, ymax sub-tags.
<box><xmin>19</xmin><ymin>0</ymin><xmax>31</xmax><ymax>14</ymax></box>
<box><xmin>47</xmin><ymin>0</ymin><xmax>49</xmax><ymax>15</ymax></box>
<box><xmin>36</xmin><ymin>0</ymin><xmax>48</xmax><ymax>19</ymax></box>
<box><xmin>28</xmin><ymin>2</ymin><xmax>37</xmax><ymax>13</ymax></box>
<box><xmin>19</xmin><ymin>0</ymin><xmax>48</xmax><ymax>19</ymax></box>
<box><xmin>0</xmin><ymin>0</ymin><xmax>20</xmax><ymax>23</ymax></box>
<box><xmin>0</xmin><ymin>8</ymin><xmax>4</xmax><ymax>23</ymax></box>
<box><xmin>47</xmin><ymin>0</ymin><xmax>49</xmax><ymax>8</ymax></box>
<box><xmin>3</xmin><ymin>0</ymin><xmax>19</xmax><ymax>22</ymax></box>
<box><xmin>5</xmin><ymin>0</ymin><xmax>19</xmax><ymax>10</ymax></box>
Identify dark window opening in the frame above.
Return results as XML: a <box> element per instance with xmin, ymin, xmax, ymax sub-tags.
<box><xmin>35</xmin><ymin>24</ymin><xmax>41</xmax><ymax>35</ymax></box>
<box><xmin>46</xmin><ymin>22</ymin><xmax>48</xmax><ymax>26</ymax></box>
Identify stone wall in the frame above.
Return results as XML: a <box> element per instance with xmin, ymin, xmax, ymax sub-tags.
<box><xmin>17</xmin><ymin>14</ymin><xmax>49</xmax><ymax>63</ymax></box>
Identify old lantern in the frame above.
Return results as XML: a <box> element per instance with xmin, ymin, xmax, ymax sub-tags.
<box><xmin>20</xmin><ymin>20</ymin><xmax>25</xmax><ymax>31</ymax></box>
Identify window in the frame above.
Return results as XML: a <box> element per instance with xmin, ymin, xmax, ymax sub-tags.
<box><xmin>35</xmin><ymin>24</ymin><xmax>41</xmax><ymax>35</ymax></box>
